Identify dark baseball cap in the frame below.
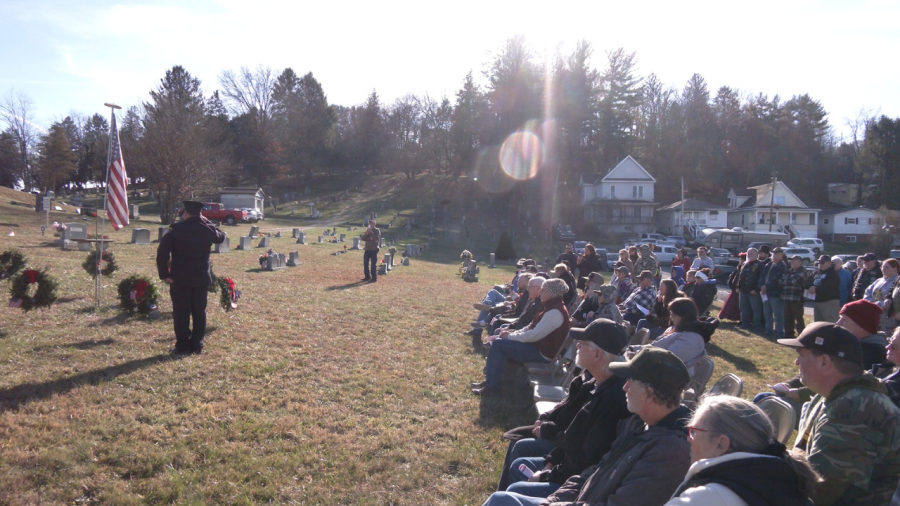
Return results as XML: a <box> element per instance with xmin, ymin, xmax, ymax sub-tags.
<box><xmin>772</xmin><ymin>246</ymin><xmax>784</xmax><ymax>254</ymax></box>
<box><xmin>569</xmin><ymin>319</ymin><xmax>628</xmax><ymax>355</ymax></box>
<box><xmin>609</xmin><ymin>347</ymin><xmax>690</xmax><ymax>391</ymax></box>
<box><xmin>790</xmin><ymin>255</ymin><xmax>803</xmax><ymax>262</ymax></box>
<box><xmin>638</xmin><ymin>270</ymin><xmax>654</xmax><ymax>280</ymax></box>
<box><xmin>777</xmin><ymin>322</ymin><xmax>864</xmax><ymax>366</ymax></box>
<box><xmin>817</xmin><ymin>255</ymin><xmax>832</xmax><ymax>264</ymax></box>
<box><xmin>616</xmin><ymin>265</ymin><xmax>630</xmax><ymax>274</ymax></box>
<box><xmin>862</xmin><ymin>252</ymin><xmax>878</xmax><ymax>262</ymax></box>
<box><xmin>182</xmin><ymin>200</ymin><xmax>203</xmax><ymax>214</ymax></box>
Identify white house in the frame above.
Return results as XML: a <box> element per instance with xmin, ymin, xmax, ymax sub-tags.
<box><xmin>580</xmin><ymin>156</ymin><xmax>657</xmax><ymax>234</ymax></box>
<box><xmin>726</xmin><ymin>182</ymin><xmax>820</xmax><ymax>238</ymax></box>
<box><xmin>220</xmin><ymin>187</ymin><xmax>265</xmax><ymax>214</ymax></box>
<box><xmin>818</xmin><ymin>207</ymin><xmax>884</xmax><ymax>243</ymax></box>
<box><xmin>655</xmin><ymin>198</ymin><xmax>729</xmax><ymax>237</ymax></box>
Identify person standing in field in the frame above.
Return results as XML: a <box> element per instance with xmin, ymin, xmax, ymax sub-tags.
<box><xmin>361</xmin><ymin>219</ymin><xmax>381</xmax><ymax>283</ymax></box>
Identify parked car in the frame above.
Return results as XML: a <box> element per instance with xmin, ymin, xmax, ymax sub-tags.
<box><xmin>553</xmin><ymin>224</ymin><xmax>576</xmax><ymax>241</ymax></box>
<box><xmin>783</xmin><ymin>247</ymin><xmax>817</xmax><ymax>267</ymax></box>
<box><xmin>709</xmin><ymin>248</ymin><xmax>733</xmax><ymax>261</ymax></box>
<box><xmin>712</xmin><ymin>258</ymin><xmax>741</xmax><ymax>283</ymax></box>
<box><xmin>652</xmin><ymin>244</ymin><xmax>681</xmax><ymax>264</ymax></box>
<box><xmin>891</xmin><ymin>250</ymin><xmax>900</xmax><ymax>260</ymax></box>
<box><xmin>786</xmin><ymin>237</ymin><xmax>825</xmax><ymax>255</ymax></box>
<box><xmin>239</xmin><ymin>207</ymin><xmax>261</xmax><ymax>223</ymax></box>
<box><xmin>668</xmin><ymin>236</ymin><xmax>688</xmax><ymax>247</ymax></box>
<box><xmin>573</xmin><ymin>240</ymin><xmax>588</xmax><ymax>255</ymax></box>
<box><xmin>831</xmin><ymin>253</ymin><xmax>859</xmax><ymax>271</ymax></box>
<box><xmin>197</xmin><ymin>203</ymin><xmax>246</xmax><ymax>225</ymax></box>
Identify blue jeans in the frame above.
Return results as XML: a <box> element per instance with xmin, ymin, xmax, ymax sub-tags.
<box><xmin>507</xmin><ymin>457</ymin><xmax>561</xmax><ymax>497</ymax></box>
<box><xmin>739</xmin><ymin>292</ymin><xmax>763</xmax><ymax>328</ymax></box>
<box><xmin>363</xmin><ymin>249</ymin><xmax>378</xmax><ymax>280</ymax></box>
<box><xmin>763</xmin><ymin>296</ymin><xmax>785</xmax><ymax>337</ymax></box>
<box><xmin>482</xmin><ymin>492</ymin><xmax>546</xmax><ymax>506</ymax></box>
<box><xmin>485</xmin><ymin>339</ymin><xmax>548</xmax><ymax>390</ymax></box>
<box><xmin>478</xmin><ymin>289</ymin><xmax>508</xmax><ymax>322</ymax></box>
<box><xmin>498</xmin><ymin>438</ymin><xmax>557</xmax><ymax>491</ymax></box>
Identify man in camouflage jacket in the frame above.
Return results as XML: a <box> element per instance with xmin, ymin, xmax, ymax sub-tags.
<box><xmin>778</xmin><ymin>322</ymin><xmax>900</xmax><ymax>506</ymax></box>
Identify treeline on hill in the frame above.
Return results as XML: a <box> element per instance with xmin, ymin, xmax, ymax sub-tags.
<box><xmin>1</xmin><ymin>36</ymin><xmax>899</xmax><ymax>224</ymax></box>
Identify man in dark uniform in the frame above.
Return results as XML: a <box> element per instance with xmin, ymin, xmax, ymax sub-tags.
<box><xmin>156</xmin><ymin>201</ymin><xmax>227</xmax><ymax>354</ymax></box>
<box><xmin>361</xmin><ymin>219</ymin><xmax>381</xmax><ymax>282</ymax></box>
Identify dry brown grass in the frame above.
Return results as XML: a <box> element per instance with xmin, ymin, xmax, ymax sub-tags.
<box><xmin>0</xmin><ymin>184</ymin><xmax>804</xmax><ymax>505</ymax></box>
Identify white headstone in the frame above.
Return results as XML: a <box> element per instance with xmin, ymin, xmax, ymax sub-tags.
<box><xmin>379</xmin><ymin>238</ymin><xmax>385</xmax><ymax>248</ymax></box>
<box><xmin>402</xmin><ymin>257</ymin><xmax>410</xmax><ymax>266</ymax></box>
<box><xmin>131</xmin><ymin>228</ymin><xmax>151</xmax><ymax>245</ymax></box>
<box><xmin>340</xmin><ymin>233</ymin><xmax>346</xmax><ymax>242</ymax></box>
<box><xmin>287</xmin><ymin>251</ymin><xmax>300</xmax><ymax>266</ymax></box>
<box><xmin>129</xmin><ymin>204</ymin><xmax>140</xmax><ymax>220</ymax></box>
<box><xmin>297</xmin><ymin>232</ymin><xmax>307</xmax><ymax>245</ymax></box>
<box><xmin>353</xmin><ymin>237</ymin><xmax>361</xmax><ymax>250</ymax></box>
<box><xmin>249</xmin><ymin>225</ymin><xmax>259</xmax><ymax>237</ymax></box>
<box><xmin>489</xmin><ymin>253</ymin><xmax>495</xmax><ymax>268</ymax></box>
<box><xmin>214</xmin><ymin>236</ymin><xmax>230</xmax><ymax>253</ymax></box>
<box><xmin>318</xmin><ymin>236</ymin><xmax>324</xmax><ymax>243</ymax></box>
<box><xmin>158</xmin><ymin>227</ymin><xmax>170</xmax><ymax>242</ymax></box>
<box><xmin>239</xmin><ymin>236</ymin><xmax>252</xmax><ymax>250</ymax></box>
<box><xmin>77</xmin><ymin>240</ymin><xmax>92</xmax><ymax>251</ymax></box>
<box><xmin>258</xmin><ymin>237</ymin><xmax>270</xmax><ymax>248</ymax></box>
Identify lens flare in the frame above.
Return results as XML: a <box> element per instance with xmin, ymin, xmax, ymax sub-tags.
<box><xmin>472</xmin><ymin>146</ymin><xmax>516</xmax><ymax>194</ymax></box>
<box><xmin>499</xmin><ymin>131</ymin><xmax>543</xmax><ymax>181</ymax></box>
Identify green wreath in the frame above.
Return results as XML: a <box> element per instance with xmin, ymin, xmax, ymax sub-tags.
<box><xmin>216</xmin><ymin>276</ymin><xmax>239</xmax><ymax>311</ymax></box>
<box><xmin>117</xmin><ymin>275</ymin><xmax>159</xmax><ymax>315</ymax></box>
<box><xmin>9</xmin><ymin>269</ymin><xmax>58</xmax><ymax>311</ymax></box>
<box><xmin>82</xmin><ymin>249</ymin><xmax>118</xmax><ymax>278</ymax></box>
<box><xmin>0</xmin><ymin>249</ymin><xmax>26</xmax><ymax>280</ymax></box>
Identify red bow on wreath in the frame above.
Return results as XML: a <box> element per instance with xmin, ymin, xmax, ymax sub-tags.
<box><xmin>23</xmin><ymin>269</ymin><xmax>39</xmax><ymax>284</ymax></box>
<box><xmin>226</xmin><ymin>278</ymin><xmax>236</xmax><ymax>299</ymax></box>
<box><xmin>134</xmin><ymin>280</ymin><xmax>149</xmax><ymax>301</ymax></box>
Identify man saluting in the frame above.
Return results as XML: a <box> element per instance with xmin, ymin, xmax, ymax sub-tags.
<box><xmin>156</xmin><ymin>200</ymin><xmax>227</xmax><ymax>355</ymax></box>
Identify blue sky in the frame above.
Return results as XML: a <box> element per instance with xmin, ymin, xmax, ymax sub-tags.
<box><xmin>1</xmin><ymin>0</ymin><xmax>898</xmax><ymax>139</ymax></box>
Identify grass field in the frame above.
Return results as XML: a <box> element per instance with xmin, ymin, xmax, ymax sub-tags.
<box><xmin>0</xmin><ymin>179</ymin><xmax>803</xmax><ymax>505</ymax></box>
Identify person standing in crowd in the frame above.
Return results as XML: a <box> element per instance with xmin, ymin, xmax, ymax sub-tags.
<box><xmin>852</xmin><ymin>252</ymin><xmax>882</xmax><ymax>301</ymax></box>
<box><xmin>673</xmin><ymin>248</ymin><xmax>692</xmax><ymax>274</ymax></box>
<box><xmin>864</xmin><ymin>258</ymin><xmax>900</xmax><ymax>334</ymax></box>
<box><xmin>556</xmin><ymin>244</ymin><xmax>578</xmax><ymax>273</ymax></box>
<box><xmin>361</xmin><ymin>219</ymin><xmax>381</xmax><ymax>282</ymax></box>
<box><xmin>575</xmin><ymin>243</ymin><xmax>603</xmax><ymax>292</ymax></box>
<box><xmin>156</xmin><ymin>200</ymin><xmax>227</xmax><ymax>355</ymax></box>
<box><xmin>737</xmin><ymin>248</ymin><xmax>764</xmax><ymax>330</ymax></box>
<box><xmin>760</xmin><ymin>247</ymin><xmax>788</xmax><ymax>338</ymax></box>
<box><xmin>833</xmin><ymin>257</ymin><xmax>853</xmax><ymax>307</ymax></box>
<box><xmin>691</xmin><ymin>246</ymin><xmax>715</xmax><ymax>272</ymax></box>
<box><xmin>778</xmin><ymin>323</ymin><xmax>900</xmax><ymax>506</ymax></box>
<box><xmin>782</xmin><ymin>255</ymin><xmax>809</xmax><ymax>339</ymax></box>
<box><xmin>617</xmin><ymin>249</ymin><xmax>634</xmax><ymax>275</ymax></box>
<box><xmin>664</xmin><ymin>396</ymin><xmax>820</xmax><ymax>506</ymax></box>
<box><xmin>614</xmin><ymin>266</ymin><xmax>633</xmax><ymax>304</ymax></box>
<box><xmin>633</xmin><ymin>245</ymin><xmax>658</xmax><ymax>283</ymax></box>
<box><xmin>807</xmin><ymin>255</ymin><xmax>841</xmax><ymax>322</ymax></box>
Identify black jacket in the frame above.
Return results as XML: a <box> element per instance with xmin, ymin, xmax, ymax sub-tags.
<box><xmin>156</xmin><ymin>216</ymin><xmax>226</xmax><ymax>287</ymax></box>
<box><xmin>807</xmin><ymin>265</ymin><xmax>840</xmax><ymax>303</ymax></box>
<box><xmin>738</xmin><ymin>259</ymin><xmax>763</xmax><ymax>292</ymax></box>
<box><xmin>543</xmin><ymin>375</ymin><xmax>630</xmax><ymax>484</ymax></box>
<box><xmin>559</xmin><ymin>270</ymin><xmax>578</xmax><ymax>306</ymax></box>
<box><xmin>503</xmin><ymin>372</ymin><xmax>593</xmax><ymax>443</ymax></box>
<box><xmin>672</xmin><ymin>454</ymin><xmax>813</xmax><ymax>506</ymax></box>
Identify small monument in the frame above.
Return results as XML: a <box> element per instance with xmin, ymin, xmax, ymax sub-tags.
<box><xmin>297</xmin><ymin>232</ymin><xmax>307</xmax><ymax>245</ymax></box>
<box><xmin>287</xmin><ymin>251</ymin><xmax>300</xmax><ymax>266</ymax></box>
<box><xmin>158</xmin><ymin>227</ymin><xmax>170</xmax><ymax>242</ymax></box>
<box><xmin>214</xmin><ymin>237</ymin><xmax>230</xmax><ymax>254</ymax></box>
<box><xmin>258</xmin><ymin>237</ymin><xmax>270</xmax><ymax>248</ymax></box>
<box><xmin>131</xmin><ymin>228</ymin><xmax>151</xmax><ymax>245</ymax></box>
<box><xmin>239</xmin><ymin>236</ymin><xmax>252</xmax><ymax>250</ymax></box>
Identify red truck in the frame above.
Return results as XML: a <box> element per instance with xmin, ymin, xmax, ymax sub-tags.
<box><xmin>196</xmin><ymin>203</ymin><xmax>246</xmax><ymax>225</ymax></box>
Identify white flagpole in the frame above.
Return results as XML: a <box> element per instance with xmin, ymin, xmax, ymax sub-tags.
<box><xmin>98</xmin><ymin>103</ymin><xmax>122</xmax><ymax>307</ymax></box>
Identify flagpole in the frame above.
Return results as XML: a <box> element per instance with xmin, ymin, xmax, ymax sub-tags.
<box><xmin>99</xmin><ymin>103</ymin><xmax>121</xmax><ymax>308</ymax></box>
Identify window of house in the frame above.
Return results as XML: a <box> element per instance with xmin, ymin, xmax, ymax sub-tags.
<box><xmin>824</xmin><ymin>218</ymin><xmax>830</xmax><ymax>224</ymax></box>
<box><xmin>845</xmin><ymin>217</ymin><xmax>858</xmax><ymax>225</ymax></box>
<box><xmin>639</xmin><ymin>186</ymin><xmax>644</xmax><ymax>198</ymax></box>
<box><xmin>635</xmin><ymin>206</ymin><xmax>642</xmax><ymax>218</ymax></box>
<box><xmin>774</xmin><ymin>196</ymin><xmax>785</xmax><ymax>205</ymax></box>
<box><xmin>709</xmin><ymin>210</ymin><xmax>718</xmax><ymax>216</ymax></box>
<box><xmin>846</xmin><ymin>236</ymin><xmax>857</xmax><ymax>242</ymax></box>
<box><xmin>632</xmin><ymin>186</ymin><xmax>637</xmax><ymax>199</ymax></box>
<box><xmin>741</xmin><ymin>215</ymin><xmax>745</xmax><ymax>225</ymax></box>
<box><xmin>610</xmin><ymin>186</ymin><xmax>615</xmax><ymax>198</ymax></box>
<box><xmin>759</xmin><ymin>215</ymin><xmax>765</xmax><ymax>224</ymax></box>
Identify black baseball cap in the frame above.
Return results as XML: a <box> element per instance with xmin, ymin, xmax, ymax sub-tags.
<box><xmin>777</xmin><ymin>322</ymin><xmax>864</xmax><ymax>366</ymax></box>
<box><xmin>569</xmin><ymin>319</ymin><xmax>628</xmax><ymax>355</ymax></box>
<box><xmin>183</xmin><ymin>201</ymin><xmax>203</xmax><ymax>214</ymax></box>
<box><xmin>817</xmin><ymin>255</ymin><xmax>832</xmax><ymax>264</ymax></box>
<box><xmin>609</xmin><ymin>347</ymin><xmax>690</xmax><ymax>391</ymax></box>
<box><xmin>638</xmin><ymin>270</ymin><xmax>654</xmax><ymax>280</ymax></box>
<box><xmin>862</xmin><ymin>252</ymin><xmax>878</xmax><ymax>262</ymax></box>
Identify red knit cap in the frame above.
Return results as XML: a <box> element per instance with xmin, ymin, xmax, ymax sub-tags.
<box><xmin>839</xmin><ymin>299</ymin><xmax>884</xmax><ymax>335</ymax></box>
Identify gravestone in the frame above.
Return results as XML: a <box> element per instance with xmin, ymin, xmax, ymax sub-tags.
<box><xmin>265</xmin><ymin>254</ymin><xmax>283</xmax><ymax>271</ymax></box>
<box><xmin>77</xmin><ymin>241</ymin><xmax>92</xmax><ymax>252</ymax></box>
<box><xmin>292</xmin><ymin>228</ymin><xmax>300</xmax><ymax>238</ymax></box>
<box><xmin>287</xmin><ymin>251</ymin><xmax>300</xmax><ymax>266</ymax></box>
<box><xmin>339</xmin><ymin>233</ymin><xmax>346</xmax><ymax>242</ymax></box>
<box><xmin>258</xmin><ymin>237</ymin><xmax>270</xmax><ymax>248</ymax></box>
<box><xmin>214</xmin><ymin>236</ymin><xmax>230</xmax><ymax>254</ymax></box>
<box><xmin>379</xmin><ymin>238</ymin><xmax>385</xmax><ymax>248</ymax></box>
<box><xmin>249</xmin><ymin>225</ymin><xmax>259</xmax><ymax>237</ymax></box>
<box><xmin>158</xmin><ymin>227</ymin><xmax>170</xmax><ymax>242</ymax></box>
<box><xmin>129</xmin><ymin>204</ymin><xmax>140</xmax><ymax>220</ymax></box>
<box><xmin>131</xmin><ymin>228</ymin><xmax>151</xmax><ymax>245</ymax></box>
<box><xmin>297</xmin><ymin>232</ymin><xmax>307</xmax><ymax>245</ymax></box>
<box><xmin>318</xmin><ymin>236</ymin><xmax>324</xmax><ymax>243</ymax></box>
<box><xmin>239</xmin><ymin>236</ymin><xmax>252</xmax><ymax>250</ymax></box>
<box><xmin>62</xmin><ymin>223</ymin><xmax>88</xmax><ymax>242</ymax></box>
<box><xmin>402</xmin><ymin>257</ymin><xmax>410</xmax><ymax>266</ymax></box>
<box><xmin>384</xmin><ymin>255</ymin><xmax>392</xmax><ymax>271</ymax></box>
<box><xmin>275</xmin><ymin>231</ymin><xmax>282</xmax><ymax>238</ymax></box>
<box><xmin>352</xmin><ymin>237</ymin><xmax>361</xmax><ymax>250</ymax></box>
<box><xmin>489</xmin><ymin>253</ymin><xmax>495</xmax><ymax>268</ymax></box>
<box><xmin>378</xmin><ymin>263</ymin><xmax>387</xmax><ymax>275</ymax></box>
<box><xmin>278</xmin><ymin>253</ymin><xmax>286</xmax><ymax>267</ymax></box>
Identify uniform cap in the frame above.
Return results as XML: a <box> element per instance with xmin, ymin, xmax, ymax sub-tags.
<box><xmin>183</xmin><ymin>201</ymin><xmax>203</xmax><ymax>214</ymax></box>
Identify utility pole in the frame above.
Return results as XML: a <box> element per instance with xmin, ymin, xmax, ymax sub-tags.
<box><xmin>768</xmin><ymin>175</ymin><xmax>777</xmax><ymax>232</ymax></box>
<box><xmin>680</xmin><ymin>178</ymin><xmax>685</xmax><ymax>236</ymax></box>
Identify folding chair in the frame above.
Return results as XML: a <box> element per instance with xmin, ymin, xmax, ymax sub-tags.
<box><xmin>524</xmin><ymin>335</ymin><xmax>574</xmax><ymax>380</ymax></box>
<box><xmin>756</xmin><ymin>396</ymin><xmax>797</xmax><ymax>444</ymax></box>
<box><xmin>534</xmin><ymin>401</ymin><xmax>559</xmax><ymax>417</ymax></box>
<box><xmin>528</xmin><ymin>342</ymin><xmax>579</xmax><ymax>387</ymax></box>
<box><xmin>705</xmin><ymin>373</ymin><xmax>743</xmax><ymax>398</ymax></box>
<box><xmin>629</xmin><ymin>328</ymin><xmax>649</xmax><ymax>346</ymax></box>
<box><xmin>683</xmin><ymin>355</ymin><xmax>715</xmax><ymax>404</ymax></box>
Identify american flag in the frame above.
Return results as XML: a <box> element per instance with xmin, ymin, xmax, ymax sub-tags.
<box><xmin>106</xmin><ymin>111</ymin><xmax>129</xmax><ymax>230</ymax></box>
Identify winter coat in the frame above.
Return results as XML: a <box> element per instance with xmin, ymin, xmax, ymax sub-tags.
<box><xmin>649</xmin><ymin>326</ymin><xmax>708</xmax><ymax>368</ymax></box>
<box><xmin>806</xmin><ymin>265</ymin><xmax>840</xmax><ymax>303</ymax></box>
<box><xmin>692</xmin><ymin>280</ymin><xmax>718</xmax><ymax>314</ymax></box>
<box><xmin>578</xmin><ymin>253</ymin><xmax>604</xmax><ymax>278</ymax></box>
<box><xmin>558</xmin><ymin>270</ymin><xmax>578</xmax><ymax>306</ymax></box>
<box><xmin>665</xmin><ymin>452</ymin><xmax>813</xmax><ymax>506</ymax></box>
<box><xmin>737</xmin><ymin>260</ymin><xmax>762</xmax><ymax>293</ymax></box>
<box><xmin>671</xmin><ymin>266</ymin><xmax>686</xmax><ymax>289</ymax></box>
<box><xmin>156</xmin><ymin>216</ymin><xmax>227</xmax><ymax>287</ymax></box>
<box><xmin>545</xmin><ymin>405</ymin><xmax>692</xmax><ymax>506</ymax></box>
<box><xmin>837</xmin><ymin>268</ymin><xmax>853</xmax><ymax>306</ymax></box>
<box><xmin>504</xmin><ymin>372</ymin><xmax>595</xmax><ymax>443</ymax></box>
<box><xmin>761</xmin><ymin>260</ymin><xmax>788</xmax><ymax>298</ymax></box>
<box><xmin>853</xmin><ymin>264</ymin><xmax>883</xmax><ymax>301</ymax></box>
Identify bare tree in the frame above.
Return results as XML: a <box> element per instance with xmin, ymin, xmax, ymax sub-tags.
<box><xmin>1</xmin><ymin>90</ymin><xmax>39</xmax><ymax>189</ymax></box>
<box><xmin>219</xmin><ymin>66</ymin><xmax>276</xmax><ymax>125</ymax></box>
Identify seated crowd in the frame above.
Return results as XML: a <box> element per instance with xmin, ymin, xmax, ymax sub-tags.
<box><xmin>464</xmin><ymin>243</ymin><xmax>900</xmax><ymax>506</ymax></box>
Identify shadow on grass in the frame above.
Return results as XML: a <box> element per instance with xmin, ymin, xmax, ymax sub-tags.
<box><xmin>57</xmin><ymin>296</ymin><xmax>83</xmax><ymax>304</ymax></box>
<box><xmin>707</xmin><ymin>342</ymin><xmax>760</xmax><ymax>374</ymax></box>
<box><xmin>475</xmin><ymin>366</ymin><xmax>536</xmax><ymax>429</ymax></box>
<box><xmin>0</xmin><ymin>353</ymin><xmax>177</xmax><ymax>412</ymax></box>
<box><xmin>30</xmin><ymin>338</ymin><xmax>115</xmax><ymax>352</ymax></box>
<box><xmin>325</xmin><ymin>280</ymin><xmax>370</xmax><ymax>291</ymax></box>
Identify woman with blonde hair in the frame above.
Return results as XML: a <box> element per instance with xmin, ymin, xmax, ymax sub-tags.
<box><xmin>665</xmin><ymin>395</ymin><xmax>820</xmax><ymax>505</ymax></box>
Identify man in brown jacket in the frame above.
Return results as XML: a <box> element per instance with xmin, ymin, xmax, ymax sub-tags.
<box><xmin>361</xmin><ymin>219</ymin><xmax>381</xmax><ymax>282</ymax></box>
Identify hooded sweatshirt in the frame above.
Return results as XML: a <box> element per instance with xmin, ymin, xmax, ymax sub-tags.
<box><xmin>671</xmin><ymin>265</ymin><xmax>686</xmax><ymax>289</ymax></box>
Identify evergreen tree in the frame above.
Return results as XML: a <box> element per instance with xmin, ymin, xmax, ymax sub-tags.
<box><xmin>36</xmin><ymin>123</ymin><xmax>77</xmax><ymax>192</ymax></box>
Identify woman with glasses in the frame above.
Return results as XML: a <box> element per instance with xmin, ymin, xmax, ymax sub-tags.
<box><xmin>666</xmin><ymin>395</ymin><xmax>820</xmax><ymax>506</ymax></box>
